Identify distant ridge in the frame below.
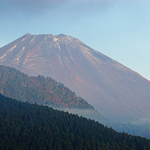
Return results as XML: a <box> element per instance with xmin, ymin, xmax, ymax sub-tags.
<box><xmin>1</xmin><ymin>33</ymin><xmax>150</xmax><ymax>123</ymax></box>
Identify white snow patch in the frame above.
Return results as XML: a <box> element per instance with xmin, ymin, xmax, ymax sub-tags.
<box><xmin>0</xmin><ymin>54</ymin><xmax>6</xmax><ymax>60</ymax></box>
<box><xmin>53</xmin><ymin>38</ymin><xmax>58</xmax><ymax>42</ymax></box>
<box><xmin>28</xmin><ymin>64</ymin><xmax>34</xmax><ymax>67</ymax></box>
<box><xmin>12</xmin><ymin>47</ymin><xmax>25</xmax><ymax>64</ymax></box>
<box><xmin>30</xmin><ymin>36</ymin><xmax>36</xmax><ymax>43</ymax></box>
<box><xmin>58</xmin><ymin>55</ymin><xmax>62</xmax><ymax>65</ymax></box>
<box><xmin>44</xmin><ymin>37</ymin><xmax>47</xmax><ymax>41</ymax></box>
<box><xmin>8</xmin><ymin>45</ymin><xmax>16</xmax><ymax>52</ymax></box>
<box><xmin>21</xmin><ymin>37</ymin><xmax>28</xmax><ymax>42</ymax></box>
<box><xmin>66</xmin><ymin>36</ymin><xmax>73</xmax><ymax>41</ymax></box>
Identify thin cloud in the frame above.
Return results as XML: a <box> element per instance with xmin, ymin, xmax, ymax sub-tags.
<box><xmin>0</xmin><ymin>0</ymin><xmax>116</xmax><ymax>17</ymax></box>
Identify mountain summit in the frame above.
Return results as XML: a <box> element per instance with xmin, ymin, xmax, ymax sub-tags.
<box><xmin>0</xmin><ymin>33</ymin><xmax>150</xmax><ymax>123</ymax></box>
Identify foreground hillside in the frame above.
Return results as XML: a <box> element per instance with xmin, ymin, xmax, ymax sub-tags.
<box><xmin>1</xmin><ymin>33</ymin><xmax>150</xmax><ymax>123</ymax></box>
<box><xmin>0</xmin><ymin>94</ymin><xmax>150</xmax><ymax>150</ymax></box>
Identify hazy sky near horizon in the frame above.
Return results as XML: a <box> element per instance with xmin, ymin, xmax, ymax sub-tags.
<box><xmin>0</xmin><ymin>0</ymin><xmax>150</xmax><ymax>80</ymax></box>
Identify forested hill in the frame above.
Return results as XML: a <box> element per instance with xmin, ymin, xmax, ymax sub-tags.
<box><xmin>0</xmin><ymin>65</ymin><xmax>111</xmax><ymax>125</ymax></box>
<box><xmin>1</xmin><ymin>65</ymin><xmax>150</xmax><ymax>139</ymax></box>
<box><xmin>0</xmin><ymin>65</ymin><xmax>93</xmax><ymax>109</ymax></box>
<box><xmin>0</xmin><ymin>94</ymin><xmax>150</xmax><ymax>150</ymax></box>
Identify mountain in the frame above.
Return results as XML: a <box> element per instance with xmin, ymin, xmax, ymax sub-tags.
<box><xmin>1</xmin><ymin>94</ymin><xmax>150</xmax><ymax>150</ymax></box>
<box><xmin>1</xmin><ymin>33</ymin><xmax>150</xmax><ymax>123</ymax></box>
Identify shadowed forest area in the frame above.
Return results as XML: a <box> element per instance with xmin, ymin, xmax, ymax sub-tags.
<box><xmin>0</xmin><ymin>94</ymin><xmax>150</xmax><ymax>150</ymax></box>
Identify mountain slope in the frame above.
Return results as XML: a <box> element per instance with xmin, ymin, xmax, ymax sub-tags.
<box><xmin>1</xmin><ymin>33</ymin><xmax>150</xmax><ymax>123</ymax></box>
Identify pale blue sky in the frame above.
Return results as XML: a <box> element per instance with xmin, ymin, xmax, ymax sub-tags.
<box><xmin>0</xmin><ymin>0</ymin><xmax>150</xmax><ymax>80</ymax></box>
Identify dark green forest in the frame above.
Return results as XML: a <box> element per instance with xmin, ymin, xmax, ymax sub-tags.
<box><xmin>0</xmin><ymin>94</ymin><xmax>150</xmax><ymax>150</ymax></box>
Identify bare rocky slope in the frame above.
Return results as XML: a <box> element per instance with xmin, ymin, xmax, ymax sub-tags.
<box><xmin>0</xmin><ymin>33</ymin><xmax>150</xmax><ymax>123</ymax></box>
